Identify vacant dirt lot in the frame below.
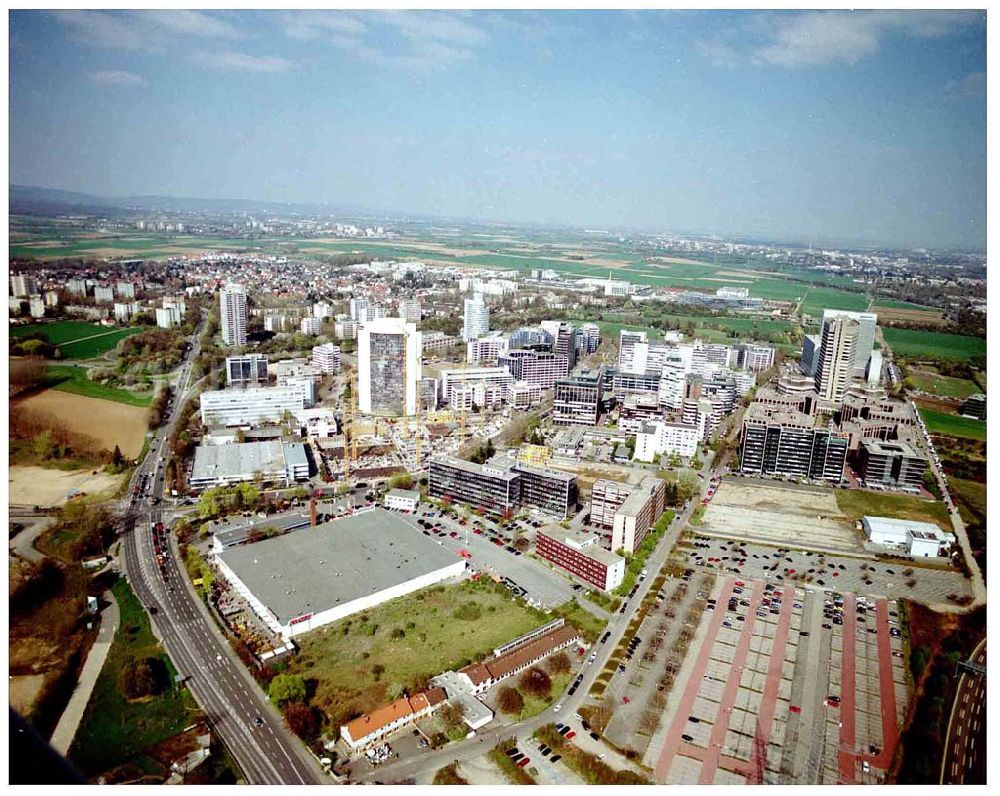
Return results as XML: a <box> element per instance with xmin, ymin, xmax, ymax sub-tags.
<box><xmin>698</xmin><ymin>480</ymin><xmax>862</xmax><ymax>552</ymax></box>
<box><xmin>873</xmin><ymin>306</ymin><xmax>946</xmax><ymax>326</ymax></box>
<box><xmin>15</xmin><ymin>390</ymin><xmax>147</xmax><ymax>458</ymax></box>
<box><xmin>9</xmin><ymin>466</ymin><xmax>127</xmax><ymax>508</ymax></box>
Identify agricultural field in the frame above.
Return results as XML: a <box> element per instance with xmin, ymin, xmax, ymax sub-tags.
<box><xmin>798</xmin><ymin>285</ymin><xmax>872</xmax><ymax>317</ymax></box>
<box><xmin>10</xmin><ymin>232</ymin><xmax>261</xmax><ymax>261</ymax></box>
<box><xmin>904</xmin><ymin>369</ymin><xmax>981</xmax><ymax>399</ymax></box>
<box><xmin>11</xmin><ymin>321</ymin><xmax>143</xmax><ymax>359</ymax></box>
<box><xmin>872</xmin><ymin>304</ymin><xmax>947</xmax><ymax>327</ymax></box>
<box><xmin>285</xmin><ymin>578</ymin><xmax>550</xmax><ymax>729</ymax></box>
<box><xmin>69</xmin><ymin>578</ymin><xmax>199</xmax><ymax>781</ymax></box>
<box><xmin>882</xmin><ymin>327</ymin><xmax>986</xmax><ymax>362</ymax></box>
<box><xmin>43</xmin><ymin>365</ymin><xmax>155</xmax><ymax>407</ymax></box>
<box><xmin>918</xmin><ymin>407</ymin><xmax>987</xmax><ymax>441</ymax></box>
<box><xmin>15</xmin><ymin>387</ymin><xmax>150</xmax><ymax>457</ymax></box>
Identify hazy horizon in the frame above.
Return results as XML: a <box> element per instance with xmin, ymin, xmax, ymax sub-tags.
<box><xmin>9</xmin><ymin>9</ymin><xmax>987</xmax><ymax>250</ymax></box>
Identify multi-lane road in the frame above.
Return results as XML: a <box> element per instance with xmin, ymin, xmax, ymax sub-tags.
<box><xmin>940</xmin><ymin>639</ymin><xmax>986</xmax><ymax>785</ymax></box>
<box><xmin>117</xmin><ymin>335</ymin><xmax>324</xmax><ymax>785</ymax></box>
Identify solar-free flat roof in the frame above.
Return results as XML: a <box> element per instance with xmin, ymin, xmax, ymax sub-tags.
<box><xmin>218</xmin><ymin>508</ymin><xmax>462</xmax><ymax>624</ymax></box>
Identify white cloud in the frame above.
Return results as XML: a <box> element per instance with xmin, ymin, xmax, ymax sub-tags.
<box><xmin>195</xmin><ymin>50</ymin><xmax>294</xmax><ymax>73</ymax></box>
<box><xmin>143</xmin><ymin>10</ymin><xmax>243</xmax><ymax>40</ymax></box>
<box><xmin>292</xmin><ymin>10</ymin><xmax>490</xmax><ymax>71</ymax></box>
<box><xmin>945</xmin><ymin>71</ymin><xmax>986</xmax><ymax>100</ymax></box>
<box><xmin>283</xmin><ymin>11</ymin><xmax>367</xmax><ymax>41</ymax></box>
<box><xmin>53</xmin><ymin>10</ymin><xmax>244</xmax><ymax>51</ymax></box>
<box><xmin>91</xmin><ymin>69</ymin><xmax>144</xmax><ymax>86</ymax></box>
<box><xmin>697</xmin><ymin>10</ymin><xmax>981</xmax><ymax>69</ymax></box>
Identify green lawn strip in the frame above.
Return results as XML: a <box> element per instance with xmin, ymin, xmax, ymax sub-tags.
<box><xmin>534</xmin><ymin>724</ymin><xmax>649</xmax><ymax>784</ymax></box>
<box><xmin>579</xmin><ymin>588</ymin><xmax>621</xmax><ymax>614</ymax></box>
<box><xmin>905</xmin><ymin>370</ymin><xmax>980</xmax><ymax>399</ymax></box>
<box><xmin>284</xmin><ymin>579</ymin><xmax>550</xmax><ymax>730</ymax></box>
<box><xmin>44</xmin><ymin>365</ymin><xmax>154</xmax><ymax>407</ymax></box>
<box><xmin>489</xmin><ymin>744</ymin><xmax>537</xmax><ymax>784</ymax></box>
<box><xmin>918</xmin><ymin>407</ymin><xmax>986</xmax><ymax>441</ymax></box>
<box><xmin>883</xmin><ymin>327</ymin><xmax>986</xmax><ymax>362</ymax></box>
<box><xmin>518</xmin><ymin>670</ymin><xmax>574</xmax><ymax>719</ymax></box>
<box><xmin>58</xmin><ymin>327</ymin><xmax>145</xmax><ymax>359</ymax></box>
<box><xmin>11</xmin><ymin>321</ymin><xmax>139</xmax><ymax>346</ymax></box>
<box><xmin>547</xmin><ymin>599</ymin><xmax>607</xmax><ymax>644</ymax></box>
<box><xmin>834</xmin><ymin>488</ymin><xmax>951</xmax><ymax>528</ymax></box>
<box><xmin>613</xmin><ymin>510</ymin><xmax>675</xmax><ymax>597</ymax></box>
<box><xmin>69</xmin><ymin>577</ymin><xmax>198</xmax><ymax>779</ymax></box>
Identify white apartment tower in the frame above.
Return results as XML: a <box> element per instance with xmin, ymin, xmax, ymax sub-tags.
<box><xmin>463</xmin><ymin>294</ymin><xmax>490</xmax><ymax>341</ymax></box>
<box><xmin>220</xmin><ymin>284</ymin><xmax>248</xmax><ymax>346</ymax></box>
<box><xmin>815</xmin><ymin>316</ymin><xmax>859</xmax><ymax>405</ymax></box>
<box><xmin>822</xmin><ymin>309</ymin><xmax>877</xmax><ymax>376</ymax></box>
<box><xmin>358</xmin><ymin>318</ymin><xmax>422</xmax><ymax>416</ymax></box>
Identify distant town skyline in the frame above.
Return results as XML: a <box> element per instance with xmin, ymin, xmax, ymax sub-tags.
<box><xmin>9</xmin><ymin>9</ymin><xmax>987</xmax><ymax>250</ymax></box>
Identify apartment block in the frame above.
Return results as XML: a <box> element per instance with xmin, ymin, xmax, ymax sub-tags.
<box><xmin>535</xmin><ymin>527</ymin><xmax>625</xmax><ymax>592</ymax></box>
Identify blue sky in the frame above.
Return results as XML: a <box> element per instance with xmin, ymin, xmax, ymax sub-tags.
<box><xmin>9</xmin><ymin>9</ymin><xmax>987</xmax><ymax>249</ymax></box>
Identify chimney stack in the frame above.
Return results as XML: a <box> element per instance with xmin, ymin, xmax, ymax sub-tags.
<box><xmin>310</xmin><ymin>498</ymin><xmax>318</xmax><ymax>527</ymax></box>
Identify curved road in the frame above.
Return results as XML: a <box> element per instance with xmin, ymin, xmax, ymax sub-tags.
<box><xmin>117</xmin><ymin>335</ymin><xmax>324</xmax><ymax>785</ymax></box>
<box><xmin>940</xmin><ymin>639</ymin><xmax>986</xmax><ymax>784</ymax></box>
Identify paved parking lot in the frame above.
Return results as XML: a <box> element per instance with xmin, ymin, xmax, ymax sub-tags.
<box><xmin>674</xmin><ymin>532</ymin><xmax>973</xmax><ymax>604</ymax></box>
<box><xmin>603</xmin><ymin>573</ymin><xmax>713</xmax><ymax>757</ymax></box>
<box><xmin>404</xmin><ymin>508</ymin><xmax>575</xmax><ymax>609</ymax></box>
<box><xmin>647</xmin><ymin>575</ymin><xmax>908</xmax><ymax>784</ymax></box>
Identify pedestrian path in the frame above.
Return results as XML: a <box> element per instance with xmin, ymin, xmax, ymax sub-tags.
<box><xmin>49</xmin><ymin>590</ymin><xmax>120</xmax><ymax>756</ymax></box>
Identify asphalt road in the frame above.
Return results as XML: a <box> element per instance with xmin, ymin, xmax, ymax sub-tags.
<box><xmin>116</xmin><ymin>335</ymin><xmax>324</xmax><ymax>785</ymax></box>
<box><xmin>352</xmin><ymin>454</ymin><xmax>718</xmax><ymax>783</ymax></box>
<box><xmin>940</xmin><ymin>639</ymin><xmax>986</xmax><ymax>785</ymax></box>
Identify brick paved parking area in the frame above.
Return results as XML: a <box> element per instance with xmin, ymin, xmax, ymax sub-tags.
<box><xmin>646</xmin><ymin>575</ymin><xmax>909</xmax><ymax>784</ymax></box>
<box><xmin>674</xmin><ymin>532</ymin><xmax>972</xmax><ymax>605</ymax></box>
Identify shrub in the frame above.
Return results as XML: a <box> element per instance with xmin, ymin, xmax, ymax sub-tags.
<box><xmin>282</xmin><ymin>703</ymin><xmax>319</xmax><ymax>740</ymax></box>
<box><xmin>268</xmin><ymin>673</ymin><xmax>307</xmax><ymax>706</ymax></box>
<box><xmin>497</xmin><ymin>686</ymin><xmax>524</xmax><ymax>715</ymax></box>
<box><xmin>119</xmin><ymin>655</ymin><xmax>168</xmax><ymax>700</ymax></box>
<box><xmin>519</xmin><ymin>666</ymin><xmax>552</xmax><ymax>698</ymax></box>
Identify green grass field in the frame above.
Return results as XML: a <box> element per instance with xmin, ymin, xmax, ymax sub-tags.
<box><xmin>10</xmin><ymin>234</ymin><xmax>260</xmax><ymax>260</ymax></box>
<box><xmin>799</xmin><ymin>286</ymin><xmax>872</xmax><ymax>317</ymax></box>
<box><xmin>835</xmin><ymin>489</ymin><xmax>951</xmax><ymax>528</ymax></box>
<box><xmin>12</xmin><ymin>321</ymin><xmax>143</xmax><ymax>358</ymax></box>
<box><xmin>919</xmin><ymin>407</ymin><xmax>987</xmax><ymax>441</ymax></box>
<box><xmin>69</xmin><ymin>578</ymin><xmax>198</xmax><ymax>779</ymax></box>
<box><xmin>286</xmin><ymin>579</ymin><xmax>551</xmax><ymax>728</ymax></box>
<box><xmin>905</xmin><ymin>370</ymin><xmax>981</xmax><ymax>399</ymax></box>
<box><xmin>45</xmin><ymin>365</ymin><xmax>154</xmax><ymax>407</ymax></box>
<box><xmin>883</xmin><ymin>327</ymin><xmax>986</xmax><ymax>362</ymax></box>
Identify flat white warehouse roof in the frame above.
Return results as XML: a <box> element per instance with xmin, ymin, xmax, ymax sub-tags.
<box><xmin>217</xmin><ymin>508</ymin><xmax>462</xmax><ymax>625</ymax></box>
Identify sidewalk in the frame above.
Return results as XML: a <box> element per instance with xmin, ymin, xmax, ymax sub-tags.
<box><xmin>49</xmin><ymin>590</ymin><xmax>120</xmax><ymax>756</ymax></box>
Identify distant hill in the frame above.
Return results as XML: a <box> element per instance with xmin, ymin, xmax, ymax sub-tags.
<box><xmin>9</xmin><ymin>184</ymin><xmax>392</xmax><ymax>219</ymax></box>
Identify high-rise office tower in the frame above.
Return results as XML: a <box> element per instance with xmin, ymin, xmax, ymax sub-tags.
<box><xmin>822</xmin><ymin>309</ymin><xmax>877</xmax><ymax>376</ymax></box>
<box><xmin>463</xmin><ymin>294</ymin><xmax>490</xmax><ymax>341</ymax></box>
<box><xmin>220</xmin><ymin>284</ymin><xmax>248</xmax><ymax>346</ymax></box>
<box><xmin>358</xmin><ymin>318</ymin><xmax>422</xmax><ymax>416</ymax></box>
<box><xmin>815</xmin><ymin>316</ymin><xmax>859</xmax><ymax>404</ymax></box>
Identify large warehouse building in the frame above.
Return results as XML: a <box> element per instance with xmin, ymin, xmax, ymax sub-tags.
<box><xmin>215</xmin><ymin>509</ymin><xmax>466</xmax><ymax>641</ymax></box>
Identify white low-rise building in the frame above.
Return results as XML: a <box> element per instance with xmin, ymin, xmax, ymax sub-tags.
<box><xmin>862</xmin><ymin>516</ymin><xmax>955</xmax><ymax>558</ymax></box>
<box><xmin>200</xmin><ymin>385</ymin><xmax>310</xmax><ymax>427</ymax></box>
<box><xmin>189</xmin><ymin>440</ymin><xmax>309</xmax><ymax>490</ymax></box>
<box><xmin>634</xmin><ymin>420</ymin><xmax>700</xmax><ymax>462</ymax></box>
<box><xmin>384</xmin><ymin>489</ymin><xmax>420</xmax><ymax>512</ymax></box>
